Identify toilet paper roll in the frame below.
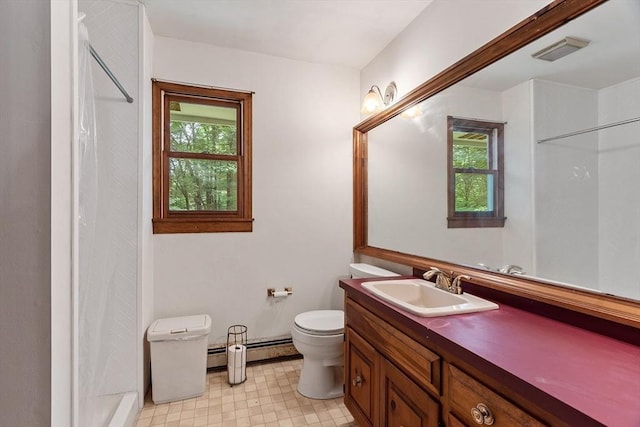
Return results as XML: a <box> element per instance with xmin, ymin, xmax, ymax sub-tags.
<box><xmin>227</xmin><ymin>344</ymin><xmax>247</xmax><ymax>384</ymax></box>
<box><xmin>272</xmin><ymin>291</ymin><xmax>289</xmax><ymax>298</ymax></box>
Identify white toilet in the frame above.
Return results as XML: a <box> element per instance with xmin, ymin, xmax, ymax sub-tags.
<box><xmin>291</xmin><ymin>263</ymin><xmax>400</xmax><ymax>399</ymax></box>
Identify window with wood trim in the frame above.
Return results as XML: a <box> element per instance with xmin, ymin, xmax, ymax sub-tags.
<box><xmin>447</xmin><ymin>116</ymin><xmax>505</xmax><ymax>228</ymax></box>
<box><xmin>152</xmin><ymin>80</ymin><xmax>253</xmax><ymax>233</ymax></box>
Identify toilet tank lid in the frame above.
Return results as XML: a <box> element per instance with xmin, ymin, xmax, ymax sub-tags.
<box><xmin>349</xmin><ymin>263</ymin><xmax>400</xmax><ymax>278</ymax></box>
<box><xmin>147</xmin><ymin>314</ymin><xmax>211</xmax><ymax>342</ymax></box>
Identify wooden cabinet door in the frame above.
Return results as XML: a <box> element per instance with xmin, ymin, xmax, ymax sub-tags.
<box><xmin>380</xmin><ymin>357</ymin><xmax>440</xmax><ymax>427</ymax></box>
<box><xmin>345</xmin><ymin>327</ymin><xmax>378</xmax><ymax>427</ymax></box>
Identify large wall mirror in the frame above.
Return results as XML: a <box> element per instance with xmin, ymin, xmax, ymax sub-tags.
<box><xmin>354</xmin><ymin>0</ymin><xmax>640</xmax><ymax>327</ymax></box>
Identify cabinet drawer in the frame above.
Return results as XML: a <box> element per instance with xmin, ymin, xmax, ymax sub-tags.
<box><xmin>447</xmin><ymin>364</ymin><xmax>546</xmax><ymax>427</ymax></box>
<box><xmin>346</xmin><ymin>299</ymin><xmax>441</xmax><ymax>396</ymax></box>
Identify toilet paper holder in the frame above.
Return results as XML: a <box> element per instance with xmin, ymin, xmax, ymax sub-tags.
<box><xmin>226</xmin><ymin>325</ymin><xmax>247</xmax><ymax>386</ymax></box>
<box><xmin>267</xmin><ymin>287</ymin><xmax>293</xmax><ymax>297</ymax></box>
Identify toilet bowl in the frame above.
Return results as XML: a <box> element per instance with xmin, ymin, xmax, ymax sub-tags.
<box><xmin>292</xmin><ymin>310</ymin><xmax>344</xmax><ymax>399</ymax></box>
<box><xmin>291</xmin><ymin>264</ymin><xmax>400</xmax><ymax>399</ymax></box>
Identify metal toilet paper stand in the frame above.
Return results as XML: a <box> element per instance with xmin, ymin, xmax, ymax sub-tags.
<box><xmin>226</xmin><ymin>325</ymin><xmax>248</xmax><ymax>386</ymax></box>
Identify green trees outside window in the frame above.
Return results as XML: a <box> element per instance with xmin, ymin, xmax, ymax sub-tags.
<box><xmin>452</xmin><ymin>134</ymin><xmax>492</xmax><ymax>212</ymax></box>
<box><xmin>168</xmin><ymin>119</ymin><xmax>238</xmax><ymax>212</ymax></box>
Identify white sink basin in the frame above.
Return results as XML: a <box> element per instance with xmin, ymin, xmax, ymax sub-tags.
<box><xmin>362</xmin><ymin>278</ymin><xmax>498</xmax><ymax>317</ymax></box>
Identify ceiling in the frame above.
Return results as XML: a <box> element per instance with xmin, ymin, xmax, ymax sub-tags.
<box><xmin>462</xmin><ymin>0</ymin><xmax>640</xmax><ymax>91</ymax></box>
<box><xmin>141</xmin><ymin>0</ymin><xmax>432</xmax><ymax>70</ymax></box>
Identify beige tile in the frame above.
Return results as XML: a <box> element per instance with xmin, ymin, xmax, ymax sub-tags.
<box><xmin>150</xmin><ymin>414</ymin><xmax>166</xmax><ymax>425</ymax></box>
<box><xmin>329</xmin><ymin>407</ymin><xmax>344</xmax><ymax>419</ymax></box>
<box><xmin>154</xmin><ymin>404</ymin><xmax>170</xmax><ymax>415</ymax></box>
<box><xmin>305</xmin><ymin>413</ymin><xmax>321</xmax><ymax>424</ymax></box>
<box><xmin>166</xmin><ymin>412</ymin><xmax>181</xmax><ymax>422</ymax></box>
<box><xmin>248</xmin><ymin>405</ymin><xmax>263</xmax><ymax>417</ymax></box>
<box><xmin>291</xmin><ymin>415</ymin><xmax>308</xmax><ymax>425</ymax></box>
<box><xmin>194</xmin><ymin>407</ymin><xmax>208</xmax><ymax>418</ymax></box>
<box><xmin>235</xmin><ymin>417</ymin><xmax>252</xmax><ymax>427</ymax></box>
<box><xmin>180</xmin><ymin>409</ymin><xmax>195</xmax><ymax>420</ymax></box>
<box><xmin>136</xmin><ymin>358</ymin><xmax>354</xmax><ymax>427</ymax></box>
<box><xmin>135</xmin><ymin>417</ymin><xmax>152</xmax><ymax>427</ymax></box>
<box><xmin>277</xmin><ymin>418</ymin><xmax>294</xmax><ymax>427</ymax></box>
<box><xmin>138</xmin><ymin>408</ymin><xmax>154</xmax><ymax>419</ymax></box>
<box><xmin>193</xmin><ymin>415</ymin><xmax>208</xmax><ymax>426</ymax></box>
<box><xmin>235</xmin><ymin>408</ymin><xmax>250</xmax><ymax>419</ymax></box>
<box><xmin>317</xmin><ymin>411</ymin><xmax>333</xmax><ymax>421</ymax></box>
<box><xmin>263</xmin><ymin>411</ymin><xmax>278</xmax><ymax>423</ymax></box>
<box><xmin>168</xmin><ymin>402</ymin><xmax>183</xmax><ymax>413</ymax></box>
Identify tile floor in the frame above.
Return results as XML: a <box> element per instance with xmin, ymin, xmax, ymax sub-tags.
<box><xmin>135</xmin><ymin>358</ymin><xmax>358</xmax><ymax>427</ymax></box>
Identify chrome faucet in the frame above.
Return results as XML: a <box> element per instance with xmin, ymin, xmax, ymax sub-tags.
<box><xmin>423</xmin><ymin>267</ymin><xmax>470</xmax><ymax>294</ymax></box>
<box><xmin>499</xmin><ymin>264</ymin><xmax>525</xmax><ymax>275</ymax></box>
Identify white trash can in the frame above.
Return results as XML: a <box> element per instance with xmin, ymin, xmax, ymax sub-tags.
<box><xmin>147</xmin><ymin>314</ymin><xmax>211</xmax><ymax>404</ymax></box>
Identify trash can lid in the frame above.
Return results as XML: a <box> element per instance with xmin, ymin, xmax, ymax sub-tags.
<box><xmin>147</xmin><ymin>314</ymin><xmax>211</xmax><ymax>342</ymax></box>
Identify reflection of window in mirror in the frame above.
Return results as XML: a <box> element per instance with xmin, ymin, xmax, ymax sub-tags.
<box><xmin>447</xmin><ymin>116</ymin><xmax>505</xmax><ymax>228</ymax></box>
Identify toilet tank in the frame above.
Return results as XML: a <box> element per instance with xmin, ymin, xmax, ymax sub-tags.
<box><xmin>349</xmin><ymin>263</ymin><xmax>401</xmax><ymax>278</ymax></box>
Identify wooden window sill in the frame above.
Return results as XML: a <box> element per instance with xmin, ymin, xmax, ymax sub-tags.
<box><xmin>447</xmin><ymin>216</ymin><xmax>506</xmax><ymax>228</ymax></box>
<box><xmin>152</xmin><ymin>218</ymin><xmax>254</xmax><ymax>234</ymax></box>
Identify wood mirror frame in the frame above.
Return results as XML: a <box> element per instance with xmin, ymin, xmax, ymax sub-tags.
<box><xmin>353</xmin><ymin>0</ymin><xmax>640</xmax><ymax>331</ymax></box>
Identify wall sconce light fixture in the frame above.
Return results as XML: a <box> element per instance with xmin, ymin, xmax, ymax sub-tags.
<box><xmin>361</xmin><ymin>82</ymin><xmax>397</xmax><ymax>115</ymax></box>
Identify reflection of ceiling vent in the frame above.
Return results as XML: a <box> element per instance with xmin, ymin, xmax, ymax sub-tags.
<box><xmin>532</xmin><ymin>37</ymin><xmax>590</xmax><ymax>62</ymax></box>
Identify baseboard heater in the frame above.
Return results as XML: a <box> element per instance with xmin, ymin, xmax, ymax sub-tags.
<box><xmin>207</xmin><ymin>336</ymin><xmax>299</xmax><ymax>369</ymax></box>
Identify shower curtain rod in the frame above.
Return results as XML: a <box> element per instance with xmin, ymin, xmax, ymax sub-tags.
<box><xmin>89</xmin><ymin>45</ymin><xmax>134</xmax><ymax>103</ymax></box>
<box><xmin>537</xmin><ymin>117</ymin><xmax>640</xmax><ymax>144</ymax></box>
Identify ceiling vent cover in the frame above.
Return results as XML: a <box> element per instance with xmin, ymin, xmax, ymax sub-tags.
<box><xmin>532</xmin><ymin>36</ymin><xmax>590</xmax><ymax>62</ymax></box>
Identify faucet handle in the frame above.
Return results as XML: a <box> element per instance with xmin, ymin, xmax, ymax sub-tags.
<box><xmin>452</xmin><ymin>274</ymin><xmax>471</xmax><ymax>286</ymax></box>
<box><xmin>423</xmin><ymin>266</ymin><xmax>444</xmax><ymax>280</ymax></box>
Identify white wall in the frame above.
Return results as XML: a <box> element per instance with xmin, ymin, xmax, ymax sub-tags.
<box><xmin>360</xmin><ymin>0</ymin><xmax>548</xmax><ymax>105</ymax></box>
<box><xmin>0</xmin><ymin>1</ymin><xmax>52</xmax><ymax>425</ymax></box>
<box><xmin>139</xmin><ymin>2</ymin><xmax>155</xmax><ymax>402</ymax></box>
<box><xmin>501</xmin><ymin>80</ymin><xmax>535</xmax><ymax>274</ymax></box>
<box><xmin>50</xmin><ymin>0</ymin><xmax>75</xmax><ymax>424</ymax></box>
<box><xmin>533</xmin><ymin>80</ymin><xmax>599</xmax><ymax>288</ymax></box>
<box><xmin>598</xmin><ymin>77</ymin><xmax>640</xmax><ymax>299</ymax></box>
<box><xmin>152</xmin><ymin>37</ymin><xmax>359</xmax><ymax>344</ymax></box>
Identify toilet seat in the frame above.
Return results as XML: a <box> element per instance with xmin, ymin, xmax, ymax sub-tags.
<box><xmin>294</xmin><ymin>310</ymin><xmax>344</xmax><ymax>336</ymax></box>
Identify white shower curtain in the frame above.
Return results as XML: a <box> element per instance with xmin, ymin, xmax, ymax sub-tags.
<box><xmin>78</xmin><ymin>21</ymin><xmax>117</xmax><ymax>427</ymax></box>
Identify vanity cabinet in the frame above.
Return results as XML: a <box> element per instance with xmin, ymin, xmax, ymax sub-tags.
<box><xmin>345</xmin><ymin>326</ymin><xmax>440</xmax><ymax>427</ymax></box>
<box><xmin>345</xmin><ymin>298</ymin><xmax>441</xmax><ymax>427</ymax></box>
<box><xmin>344</xmin><ymin>294</ymin><xmax>548</xmax><ymax>427</ymax></box>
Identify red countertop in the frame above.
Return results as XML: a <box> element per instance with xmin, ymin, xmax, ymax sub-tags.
<box><xmin>340</xmin><ymin>278</ymin><xmax>640</xmax><ymax>427</ymax></box>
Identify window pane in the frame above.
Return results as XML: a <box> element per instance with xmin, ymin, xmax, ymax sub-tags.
<box><xmin>169</xmin><ymin>158</ymin><xmax>238</xmax><ymax>212</ymax></box>
<box><xmin>454</xmin><ymin>173</ymin><xmax>494</xmax><ymax>212</ymax></box>
<box><xmin>452</xmin><ymin>131</ymin><xmax>488</xmax><ymax>168</ymax></box>
<box><xmin>169</xmin><ymin>101</ymin><xmax>237</xmax><ymax>155</ymax></box>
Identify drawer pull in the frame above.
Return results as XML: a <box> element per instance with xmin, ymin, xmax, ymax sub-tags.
<box><xmin>352</xmin><ymin>374</ymin><xmax>363</xmax><ymax>387</ymax></box>
<box><xmin>471</xmin><ymin>403</ymin><xmax>494</xmax><ymax>425</ymax></box>
<box><xmin>390</xmin><ymin>400</ymin><xmax>396</xmax><ymax>411</ymax></box>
